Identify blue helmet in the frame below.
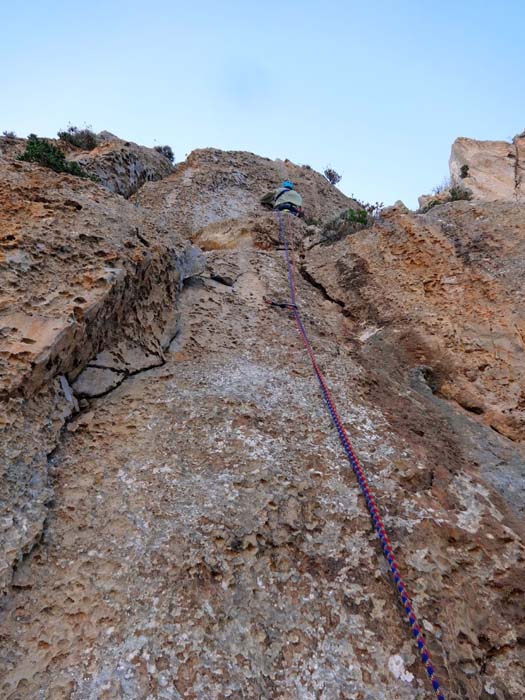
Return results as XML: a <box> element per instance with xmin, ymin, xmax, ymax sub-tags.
<box><xmin>282</xmin><ymin>180</ymin><xmax>294</xmax><ymax>190</ymax></box>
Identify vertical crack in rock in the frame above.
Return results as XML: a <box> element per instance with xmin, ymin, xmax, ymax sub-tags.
<box><xmin>0</xmin><ymin>150</ymin><xmax>206</xmax><ymax>595</ymax></box>
<box><xmin>298</xmin><ymin>263</ymin><xmax>347</xmax><ymax>311</ymax></box>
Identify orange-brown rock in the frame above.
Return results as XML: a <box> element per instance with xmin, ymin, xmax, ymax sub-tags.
<box><xmin>449</xmin><ymin>135</ymin><xmax>524</xmax><ymax>201</ymax></box>
<box><xmin>0</xmin><ymin>155</ymin><xmax>197</xmax><ymax>596</ymax></box>
<box><xmin>304</xmin><ymin>200</ymin><xmax>525</xmax><ymax>446</ymax></box>
<box><xmin>0</xmin><ymin>143</ymin><xmax>523</xmax><ymax>700</ymax></box>
<box><xmin>69</xmin><ymin>137</ymin><xmax>174</xmax><ymax>198</ymax></box>
<box><xmin>133</xmin><ymin>148</ymin><xmax>355</xmax><ymax>237</ymax></box>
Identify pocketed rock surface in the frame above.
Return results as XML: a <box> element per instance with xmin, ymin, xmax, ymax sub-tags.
<box><xmin>0</xmin><ymin>142</ymin><xmax>524</xmax><ymax>700</ymax></box>
<box><xmin>133</xmin><ymin>148</ymin><xmax>355</xmax><ymax>237</ymax></box>
<box><xmin>69</xmin><ymin>138</ymin><xmax>174</xmax><ymax>198</ymax></box>
<box><xmin>0</xmin><ymin>156</ymin><xmax>194</xmax><ymax>597</ymax></box>
<box><xmin>303</xmin><ymin>200</ymin><xmax>525</xmax><ymax>445</ymax></box>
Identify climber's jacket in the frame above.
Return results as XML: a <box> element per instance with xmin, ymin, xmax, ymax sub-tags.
<box><xmin>261</xmin><ymin>187</ymin><xmax>303</xmax><ymax>212</ymax></box>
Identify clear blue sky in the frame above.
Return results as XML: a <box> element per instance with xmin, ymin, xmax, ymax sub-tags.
<box><xmin>2</xmin><ymin>1</ymin><xmax>524</xmax><ymax>207</ymax></box>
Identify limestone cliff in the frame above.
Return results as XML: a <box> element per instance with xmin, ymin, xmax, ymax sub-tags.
<box><xmin>418</xmin><ymin>132</ymin><xmax>525</xmax><ymax>209</ymax></box>
<box><xmin>450</xmin><ymin>134</ymin><xmax>524</xmax><ymax>202</ymax></box>
<box><xmin>0</xmin><ymin>133</ymin><xmax>523</xmax><ymax>700</ymax></box>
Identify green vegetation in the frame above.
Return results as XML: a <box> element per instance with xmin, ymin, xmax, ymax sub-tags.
<box><xmin>352</xmin><ymin>197</ymin><xmax>384</xmax><ymax>219</ymax></box>
<box><xmin>57</xmin><ymin>124</ymin><xmax>98</xmax><ymax>150</ymax></box>
<box><xmin>421</xmin><ymin>178</ymin><xmax>472</xmax><ymax>213</ymax></box>
<box><xmin>340</xmin><ymin>208</ymin><xmax>368</xmax><ymax>226</ymax></box>
<box><xmin>18</xmin><ymin>135</ymin><xmax>95</xmax><ymax>179</ymax></box>
<box><xmin>320</xmin><ymin>203</ymin><xmax>381</xmax><ymax>245</ymax></box>
<box><xmin>420</xmin><ymin>199</ymin><xmax>443</xmax><ymax>213</ymax></box>
<box><xmin>154</xmin><ymin>145</ymin><xmax>175</xmax><ymax>163</ymax></box>
<box><xmin>460</xmin><ymin>164</ymin><xmax>470</xmax><ymax>179</ymax></box>
<box><xmin>2</xmin><ymin>130</ymin><xmax>16</xmax><ymax>138</ymax></box>
<box><xmin>449</xmin><ymin>183</ymin><xmax>473</xmax><ymax>201</ymax></box>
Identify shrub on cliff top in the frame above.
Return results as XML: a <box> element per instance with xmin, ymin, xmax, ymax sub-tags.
<box><xmin>352</xmin><ymin>197</ymin><xmax>384</xmax><ymax>219</ymax></box>
<box><xmin>57</xmin><ymin>124</ymin><xmax>98</xmax><ymax>151</ymax></box>
<box><xmin>154</xmin><ymin>145</ymin><xmax>175</xmax><ymax>163</ymax></box>
<box><xmin>421</xmin><ymin>178</ymin><xmax>473</xmax><ymax>213</ymax></box>
<box><xmin>2</xmin><ymin>130</ymin><xmax>16</xmax><ymax>139</ymax></box>
<box><xmin>324</xmin><ymin>166</ymin><xmax>342</xmax><ymax>185</ymax></box>
<box><xmin>449</xmin><ymin>183</ymin><xmax>473</xmax><ymax>201</ymax></box>
<box><xmin>320</xmin><ymin>197</ymin><xmax>384</xmax><ymax>246</ymax></box>
<box><xmin>420</xmin><ymin>199</ymin><xmax>442</xmax><ymax>213</ymax></box>
<box><xmin>432</xmin><ymin>176</ymin><xmax>472</xmax><ymax>200</ymax></box>
<box><xmin>321</xmin><ymin>207</ymin><xmax>369</xmax><ymax>245</ymax></box>
<box><xmin>18</xmin><ymin>135</ymin><xmax>94</xmax><ymax>179</ymax></box>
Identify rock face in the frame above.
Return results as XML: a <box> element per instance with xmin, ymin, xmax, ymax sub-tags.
<box><xmin>69</xmin><ymin>137</ymin><xmax>174</xmax><ymax>198</ymax></box>
<box><xmin>0</xmin><ymin>155</ymin><xmax>199</xmax><ymax>597</ymax></box>
<box><xmin>133</xmin><ymin>148</ymin><xmax>355</xmax><ymax>237</ymax></box>
<box><xmin>304</xmin><ymin>200</ymin><xmax>525</xmax><ymax>445</ymax></box>
<box><xmin>0</xmin><ymin>142</ymin><xmax>524</xmax><ymax>700</ymax></box>
<box><xmin>449</xmin><ymin>135</ymin><xmax>525</xmax><ymax>202</ymax></box>
<box><xmin>0</xmin><ymin>135</ymin><xmax>26</xmax><ymax>162</ymax></box>
<box><xmin>417</xmin><ymin>189</ymin><xmax>453</xmax><ymax>212</ymax></box>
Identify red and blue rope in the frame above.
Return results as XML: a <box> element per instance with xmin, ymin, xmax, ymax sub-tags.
<box><xmin>273</xmin><ymin>211</ymin><xmax>446</xmax><ymax>699</ymax></box>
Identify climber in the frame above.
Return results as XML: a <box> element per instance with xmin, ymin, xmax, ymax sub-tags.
<box><xmin>260</xmin><ymin>180</ymin><xmax>304</xmax><ymax>217</ymax></box>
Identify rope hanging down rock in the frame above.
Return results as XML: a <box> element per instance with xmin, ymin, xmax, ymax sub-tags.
<box><xmin>268</xmin><ymin>211</ymin><xmax>446</xmax><ymax>700</ymax></box>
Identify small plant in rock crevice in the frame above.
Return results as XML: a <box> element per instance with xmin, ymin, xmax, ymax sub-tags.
<box><xmin>420</xmin><ymin>199</ymin><xmax>442</xmax><ymax>213</ymax></box>
<box><xmin>421</xmin><ymin>177</ymin><xmax>472</xmax><ymax>213</ymax></box>
<box><xmin>449</xmin><ymin>183</ymin><xmax>473</xmax><ymax>201</ymax></box>
<box><xmin>18</xmin><ymin>134</ymin><xmax>96</xmax><ymax>180</ymax></box>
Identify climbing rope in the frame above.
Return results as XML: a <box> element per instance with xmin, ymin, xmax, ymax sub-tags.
<box><xmin>269</xmin><ymin>211</ymin><xmax>446</xmax><ymax>700</ymax></box>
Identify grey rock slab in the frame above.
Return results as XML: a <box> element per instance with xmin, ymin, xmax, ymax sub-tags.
<box><xmin>72</xmin><ymin>366</ymin><xmax>124</xmax><ymax>398</ymax></box>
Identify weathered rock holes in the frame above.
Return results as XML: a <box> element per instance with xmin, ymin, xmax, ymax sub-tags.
<box><xmin>461</xmin><ymin>405</ymin><xmax>485</xmax><ymax>416</ymax></box>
